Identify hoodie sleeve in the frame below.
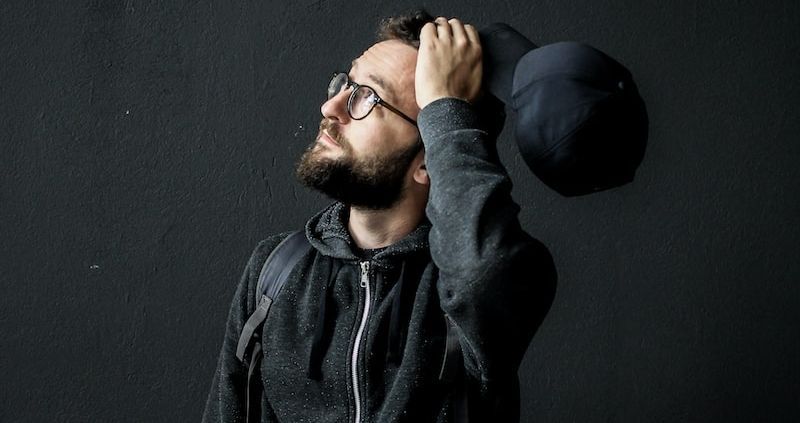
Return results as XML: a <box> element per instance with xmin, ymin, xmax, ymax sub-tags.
<box><xmin>202</xmin><ymin>235</ymin><xmax>288</xmax><ymax>423</ymax></box>
<box><xmin>418</xmin><ymin>97</ymin><xmax>557</xmax><ymax>388</ymax></box>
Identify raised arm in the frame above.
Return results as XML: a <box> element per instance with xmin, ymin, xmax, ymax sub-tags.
<box><xmin>416</xmin><ymin>17</ymin><xmax>557</xmax><ymax>387</ymax></box>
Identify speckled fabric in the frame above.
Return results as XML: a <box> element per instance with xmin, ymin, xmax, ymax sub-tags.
<box><xmin>202</xmin><ymin>98</ymin><xmax>557</xmax><ymax>423</ymax></box>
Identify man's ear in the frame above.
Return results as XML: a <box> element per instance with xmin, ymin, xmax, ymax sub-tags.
<box><xmin>411</xmin><ymin>151</ymin><xmax>429</xmax><ymax>185</ymax></box>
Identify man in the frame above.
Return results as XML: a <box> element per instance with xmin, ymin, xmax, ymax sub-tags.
<box><xmin>203</xmin><ymin>10</ymin><xmax>556</xmax><ymax>422</ymax></box>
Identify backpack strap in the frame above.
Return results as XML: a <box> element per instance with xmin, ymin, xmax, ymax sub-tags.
<box><xmin>234</xmin><ymin>230</ymin><xmax>311</xmax><ymax>423</ymax></box>
<box><xmin>235</xmin><ymin>230</ymin><xmax>310</xmax><ymax>361</ymax></box>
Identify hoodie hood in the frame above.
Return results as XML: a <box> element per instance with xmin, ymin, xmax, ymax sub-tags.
<box><xmin>304</xmin><ymin>202</ymin><xmax>431</xmax><ymax>269</ymax></box>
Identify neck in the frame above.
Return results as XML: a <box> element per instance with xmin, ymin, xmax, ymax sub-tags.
<box><xmin>347</xmin><ymin>191</ymin><xmax>426</xmax><ymax>250</ymax></box>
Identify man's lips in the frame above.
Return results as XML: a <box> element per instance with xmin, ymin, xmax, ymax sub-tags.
<box><xmin>318</xmin><ymin>131</ymin><xmax>341</xmax><ymax>148</ymax></box>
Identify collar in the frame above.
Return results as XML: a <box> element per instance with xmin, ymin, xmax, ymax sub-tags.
<box><xmin>304</xmin><ymin>202</ymin><xmax>431</xmax><ymax>269</ymax></box>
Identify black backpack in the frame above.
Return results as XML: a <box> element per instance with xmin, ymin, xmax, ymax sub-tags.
<box><xmin>234</xmin><ymin>230</ymin><xmax>467</xmax><ymax>423</ymax></box>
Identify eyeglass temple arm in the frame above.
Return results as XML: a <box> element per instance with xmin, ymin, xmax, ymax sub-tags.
<box><xmin>379</xmin><ymin>100</ymin><xmax>417</xmax><ymax>126</ymax></box>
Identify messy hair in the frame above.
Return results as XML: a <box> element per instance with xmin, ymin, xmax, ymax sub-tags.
<box><xmin>376</xmin><ymin>9</ymin><xmax>435</xmax><ymax>49</ymax></box>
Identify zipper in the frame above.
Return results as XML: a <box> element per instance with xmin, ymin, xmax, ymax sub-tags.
<box><xmin>351</xmin><ymin>261</ymin><xmax>372</xmax><ymax>423</ymax></box>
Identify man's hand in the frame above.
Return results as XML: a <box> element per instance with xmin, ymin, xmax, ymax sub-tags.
<box><xmin>415</xmin><ymin>17</ymin><xmax>483</xmax><ymax>110</ymax></box>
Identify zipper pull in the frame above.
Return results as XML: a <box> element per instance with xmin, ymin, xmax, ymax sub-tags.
<box><xmin>359</xmin><ymin>261</ymin><xmax>370</xmax><ymax>288</ymax></box>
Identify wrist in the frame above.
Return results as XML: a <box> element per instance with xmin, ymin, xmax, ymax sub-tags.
<box><xmin>418</xmin><ymin>97</ymin><xmax>481</xmax><ymax>142</ymax></box>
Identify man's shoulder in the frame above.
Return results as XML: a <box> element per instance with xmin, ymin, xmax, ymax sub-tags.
<box><xmin>247</xmin><ymin>231</ymin><xmax>302</xmax><ymax>268</ymax></box>
<box><xmin>234</xmin><ymin>230</ymin><xmax>304</xmax><ymax>302</ymax></box>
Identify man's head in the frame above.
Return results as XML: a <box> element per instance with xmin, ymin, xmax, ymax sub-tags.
<box><xmin>296</xmin><ymin>10</ymin><xmax>435</xmax><ymax>210</ymax></box>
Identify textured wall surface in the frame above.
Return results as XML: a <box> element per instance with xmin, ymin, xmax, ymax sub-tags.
<box><xmin>1</xmin><ymin>0</ymin><xmax>798</xmax><ymax>421</ymax></box>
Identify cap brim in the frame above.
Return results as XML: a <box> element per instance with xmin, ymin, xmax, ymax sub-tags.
<box><xmin>479</xmin><ymin>23</ymin><xmax>537</xmax><ymax>104</ymax></box>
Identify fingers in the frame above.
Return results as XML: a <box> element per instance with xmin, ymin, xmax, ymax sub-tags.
<box><xmin>448</xmin><ymin>18</ymin><xmax>467</xmax><ymax>42</ymax></box>
<box><xmin>464</xmin><ymin>24</ymin><xmax>479</xmax><ymax>45</ymax></box>
<box><xmin>420</xmin><ymin>20</ymin><xmax>436</xmax><ymax>43</ymax></box>
<box><xmin>427</xmin><ymin>17</ymin><xmax>477</xmax><ymax>45</ymax></box>
<box><xmin>435</xmin><ymin>16</ymin><xmax>451</xmax><ymax>39</ymax></box>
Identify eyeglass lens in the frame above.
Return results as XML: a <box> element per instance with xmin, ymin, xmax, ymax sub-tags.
<box><xmin>327</xmin><ymin>73</ymin><xmax>378</xmax><ymax>120</ymax></box>
<box><xmin>327</xmin><ymin>73</ymin><xmax>347</xmax><ymax>99</ymax></box>
<box><xmin>350</xmin><ymin>86</ymin><xmax>377</xmax><ymax>119</ymax></box>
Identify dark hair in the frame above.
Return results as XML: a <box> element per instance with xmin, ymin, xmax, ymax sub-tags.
<box><xmin>376</xmin><ymin>9</ymin><xmax>435</xmax><ymax>49</ymax></box>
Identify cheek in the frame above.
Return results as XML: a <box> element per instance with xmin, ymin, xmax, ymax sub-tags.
<box><xmin>342</xmin><ymin>118</ymin><xmax>418</xmax><ymax>158</ymax></box>
<box><xmin>343</xmin><ymin>122</ymin><xmax>381</xmax><ymax>152</ymax></box>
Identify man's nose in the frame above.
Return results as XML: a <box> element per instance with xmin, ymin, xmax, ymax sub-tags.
<box><xmin>320</xmin><ymin>90</ymin><xmax>351</xmax><ymax>123</ymax></box>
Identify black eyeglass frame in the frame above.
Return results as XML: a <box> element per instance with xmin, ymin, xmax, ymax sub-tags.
<box><xmin>328</xmin><ymin>72</ymin><xmax>417</xmax><ymax>127</ymax></box>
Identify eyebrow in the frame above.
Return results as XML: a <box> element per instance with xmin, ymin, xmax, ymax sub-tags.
<box><xmin>350</xmin><ymin>59</ymin><xmax>397</xmax><ymax>101</ymax></box>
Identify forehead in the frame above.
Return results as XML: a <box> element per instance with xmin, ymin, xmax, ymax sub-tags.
<box><xmin>349</xmin><ymin>40</ymin><xmax>417</xmax><ymax>104</ymax></box>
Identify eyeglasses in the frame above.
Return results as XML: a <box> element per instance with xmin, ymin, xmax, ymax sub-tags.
<box><xmin>327</xmin><ymin>72</ymin><xmax>417</xmax><ymax>127</ymax></box>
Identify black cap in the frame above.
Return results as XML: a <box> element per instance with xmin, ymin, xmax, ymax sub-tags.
<box><xmin>479</xmin><ymin>23</ymin><xmax>648</xmax><ymax>196</ymax></box>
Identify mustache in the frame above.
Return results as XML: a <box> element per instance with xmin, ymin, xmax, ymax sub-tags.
<box><xmin>318</xmin><ymin>119</ymin><xmax>350</xmax><ymax>149</ymax></box>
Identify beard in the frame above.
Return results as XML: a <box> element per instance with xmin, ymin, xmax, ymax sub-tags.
<box><xmin>295</xmin><ymin>120</ymin><xmax>421</xmax><ymax>210</ymax></box>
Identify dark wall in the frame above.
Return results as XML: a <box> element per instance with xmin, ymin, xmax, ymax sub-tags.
<box><xmin>2</xmin><ymin>0</ymin><xmax>798</xmax><ymax>421</ymax></box>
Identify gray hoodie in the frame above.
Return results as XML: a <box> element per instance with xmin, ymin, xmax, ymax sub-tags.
<box><xmin>202</xmin><ymin>98</ymin><xmax>557</xmax><ymax>422</ymax></box>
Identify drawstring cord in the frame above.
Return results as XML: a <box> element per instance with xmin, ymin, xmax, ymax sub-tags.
<box><xmin>308</xmin><ymin>258</ymin><xmax>340</xmax><ymax>380</ymax></box>
<box><xmin>386</xmin><ymin>260</ymin><xmax>407</xmax><ymax>365</ymax></box>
